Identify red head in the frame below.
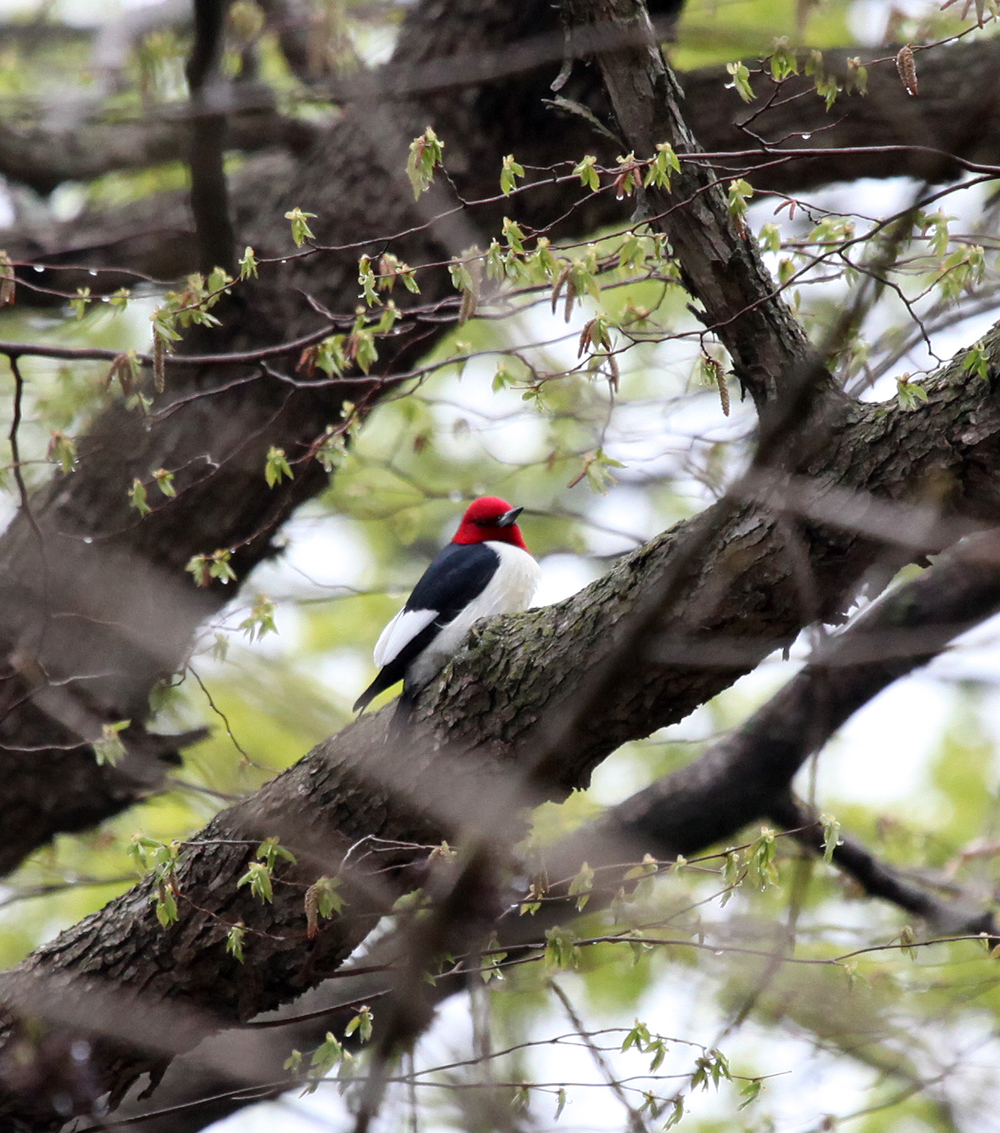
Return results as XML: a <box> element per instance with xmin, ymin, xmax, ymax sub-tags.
<box><xmin>452</xmin><ymin>496</ymin><xmax>529</xmax><ymax>549</ymax></box>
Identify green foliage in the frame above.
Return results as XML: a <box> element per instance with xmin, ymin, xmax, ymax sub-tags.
<box><xmin>4</xmin><ymin>5</ymin><xmax>1000</xmax><ymax>1132</ymax></box>
<box><xmin>311</xmin><ymin>876</ymin><xmax>346</xmax><ymax>918</ymax></box>
<box><xmin>225</xmin><ymin>922</ymin><xmax>246</xmax><ymax>962</ymax></box>
<box><xmin>237</xmin><ymin>860</ymin><xmax>274</xmax><ymax>902</ymax></box>
<box><xmin>93</xmin><ymin>720</ymin><xmax>130</xmax><ymax>766</ymax></box>
<box><xmin>344</xmin><ymin>1004</ymin><xmax>373</xmax><ymax>1042</ymax></box>
<box><xmin>644</xmin><ymin>142</ymin><xmax>681</xmax><ymax>190</ymax></box>
<box><xmin>406</xmin><ymin>126</ymin><xmax>444</xmax><ymax>198</ymax></box>
<box><xmin>300</xmin><ymin>1031</ymin><xmax>355</xmax><ymax>1092</ymax></box>
<box><xmin>574</xmin><ymin>154</ymin><xmax>600</xmax><ymax>191</ymax></box>
<box><xmin>264</xmin><ymin>445</ymin><xmax>294</xmax><ymax>487</ymax></box>
<box><xmin>500</xmin><ymin>154</ymin><xmax>525</xmax><ymax>196</ymax></box>
<box><xmin>896</xmin><ymin>375</ymin><xmax>929</xmax><ymax>410</ymax></box>
<box><xmin>128</xmin><ymin>477</ymin><xmax>150</xmax><ymax>517</ymax></box>
<box><xmin>239</xmin><ymin>596</ymin><xmax>278</xmax><ymax>643</ymax></box>
<box><xmin>239</xmin><ymin>246</ymin><xmax>258</xmax><ymax>279</ymax></box>
<box><xmin>726</xmin><ymin>61</ymin><xmax>755</xmax><ymax>102</ymax></box>
<box><xmin>284</xmin><ymin>207</ymin><xmax>317</xmax><ymax>247</ymax></box>
<box><xmin>185</xmin><ymin>548</ymin><xmax>237</xmax><ymax>586</ymax></box>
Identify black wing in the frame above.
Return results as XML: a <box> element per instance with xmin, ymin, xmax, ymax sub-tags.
<box><xmin>353</xmin><ymin>542</ymin><xmax>499</xmax><ymax>712</ymax></box>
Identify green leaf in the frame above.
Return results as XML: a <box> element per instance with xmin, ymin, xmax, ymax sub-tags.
<box><xmin>154</xmin><ymin>881</ymin><xmax>178</xmax><ymax>926</ymax></box>
<box><xmin>573</xmin><ymin>154</ymin><xmax>600</xmax><ymax>191</ymax></box>
<box><xmin>554</xmin><ymin>1087</ymin><xmax>567</xmax><ymax>1120</ymax></box>
<box><xmin>93</xmin><ymin>719</ymin><xmax>131</xmax><ymax>766</ymax></box>
<box><xmin>406</xmin><ymin>126</ymin><xmax>444</xmax><ymax>199</ymax></box>
<box><xmin>621</xmin><ymin>1019</ymin><xmax>650</xmax><ymax>1051</ymax></box>
<box><xmin>747</xmin><ymin>826</ymin><xmax>779</xmax><ymax>890</ymax></box>
<box><xmin>313</xmin><ymin>876</ymin><xmax>345</xmax><ymax>918</ymax></box>
<box><xmin>238</xmin><ymin>245</ymin><xmax>258</xmax><ymax>279</ymax></box>
<box><xmin>896</xmin><ymin>376</ymin><xmax>929</xmax><ymax>410</ymax></box>
<box><xmin>644</xmin><ymin>142</ymin><xmax>680</xmax><ymax>190</ymax></box>
<box><xmin>128</xmin><ymin>478</ymin><xmax>150</xmax><ymax>517</ymax></box>
<box><xmin>358</xmin><ymin>255</ymin><xmax>378</xmax><ymax>306</ymax></box>
<box><xmin>501</xmin><ymin>217</ymin><xmax>525</xmax><ymax>253</ymax></box>
<box><xmin>315</xmin><ymin>335</ymin><xmax>347</xmax><ymax>378</ymax></box>
<box><xmin>257</xmin><ymin>836</ymin><xmax>298</xmax><ymax>869</ymax></box>
<box><xmin>284</xmin><ymin>207</ymin><xmax>317</xmax><ymax>247</ymax></box>
<box><xmin>819</xmin><ymin>812</ymin><xmax>842</xmax><ymax>863</ymax></box>
<box><xmin>663</xmin><ymin>1097</ymin><xmax>685</xmax><ymax>1128</ymax></box>
<box><xmin>226</xmin><ymin>922</ymin><xmax>246</xmax><ymax>962</ymax></box>
<box><xmin>769</xmin><ymin>36</ymin><xmax>797</xmax><ymax>81</ymax></box>
<box><xmin>963</xmin><ymin>343</ymin><xmax>990</xmax><ymax>381</ymax></box>
<box><xmin>726</xmin><ymin>60</ymin><xmax>754</xmax><ymax>102</ymax></box>
<box><xmin>344</xmin><ymin>1005</ymin><xmax>373</xmax><ymax>1042</ymax></box>
<box><xmin>480</xmin><ymin>937</ymin><xmax>508</xmax><ymax>983</ymax></box>
<box><xmin>500</xmin><ymin>154</ymin><xmax>525</xmax><ymax>196</ymax></box>
<box><xmin>265</xmin><ymin>446</ymin><xmax>294</xmax><ymax>487</ymax></box>
<box><xmin>207</xmin><ymin>266</ymin><xmax>233</xmax><ymax>295</ymax></box>
<box><xmin>70</xmin><ymin>287</ymin><xmax>91</xmax><ymax>319</ymax></box>
<box><xmin>544</xmin><ymin>926</ymin><xmax>579</xmax><ymax>970</ymax></box>
<box><xmin>152</xmin><ymin>467</ymin><xmax>176</xmax><ymax>497</ymax></box>
<box><xmin>237</xmin><ymin>859</ymin><xmax>274</xmax><ymax>902</ymax></box>
<box><xmin>567</xmin><ymin>861</ymin><xmax>595</xmax><ymax>911</ymax></box>
<box><xmin>239</xmin><ymin>595</ymin><xmax>277</xmax><ymax>642</ymax></box>
<box><xmin>726</xmin><ymin>178</ymin><xmax>754</xmax><ymax>221</ymax></box>
<box><xmin>209</xmin><ymin>549</ymin><xmax>237</xmax><ymax>584</ymax></box>
<box><xmin>47</xmin><ymin>431</ymin><xmax>77</xmax><ymax>473</ymax></box>
<box><xmin>623</xmin><ymin>853</ymin><xmax>658</xmax><ymax>882</ymax></box>
<box><xmin>692</xmin><ymin>1048</ymin><xmax>731</xmax><ymax>1091</ymax></box>
<box><xmin>738</xmin><ymin>1078</ymin><xmax>763</xmax><ymax>1109</ymax></box>
<box><xmin>758</xmin><ymin>222</ymin><xmax>782</xmax><ymax>253</ymax></box>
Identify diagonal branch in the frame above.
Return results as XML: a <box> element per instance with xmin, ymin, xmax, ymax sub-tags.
<box><xmin>562</xmin><ymin>0</ymin><xmax>816</xmax><ymax>409</ymax></box>
<box><xmin>5</xmin><ymin>316</ymin><xmax>1000</xmax><ymax>1126</ymax></box>
<box><xmin>106</xmin><ymin>525</ymin><xmax>1000</xmax><ymax>1133</ymax></box>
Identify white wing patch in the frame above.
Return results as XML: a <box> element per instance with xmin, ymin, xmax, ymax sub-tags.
<box><xmin>373</xmin><ymin>606</ymin><xmax>437</xmax><ymax>668</ymax></box>
<box><xmin>406</xmin><ymin>541</ymin><xmax>540</xmax><ymax>687</ymax></box>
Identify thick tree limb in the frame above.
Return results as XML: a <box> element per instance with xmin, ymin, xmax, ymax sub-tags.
<box><xmin>0</xmin><ymin>0</ymin><xmax>635</xmax><ymax>873</ymax></box>
<box><xmin>98</xmin><ymin>526</ymin><xmax>1000</xmax><ymax>1132</ymax></box>
<box><xmin>564</xmin><ymin>0</ymin><xmax>816</xmax><ymax>411</ymax></box>
<box><xmin>5</xmin><ymin>317</ymin><xmax>1000</xmax><ymax>1126</ymax></box>
<box><xmin>0</xmin><ymin>106</ymin><xmax>314</xmax><ymax>198</ymax></box>
<box><xmin>4</xmin><ymin>1</ymin><xmax>1000</xmax><ymax>1122</ymax></box>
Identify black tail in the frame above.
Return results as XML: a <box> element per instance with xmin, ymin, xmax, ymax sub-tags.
<box><xmin>353</xmin><ymin>666</ymin><xmax>402</xmax><ymax>713</ymax></box>
<box><xmin>354</xmin><ymin>677</ymin><xmax>421</xmax><ymax>737</ymax></box>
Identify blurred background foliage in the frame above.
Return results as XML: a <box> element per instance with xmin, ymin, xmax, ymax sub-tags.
<box><xmin>2</xmin><ymin>0</ymin><xmax>1000</xmax><ymax>1130</ymax></box>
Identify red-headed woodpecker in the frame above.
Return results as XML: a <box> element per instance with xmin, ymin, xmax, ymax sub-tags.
<box><xmin>354</xmin><ymin>496</ymin><xmax>539</xmax><ymax>713</ymax></box>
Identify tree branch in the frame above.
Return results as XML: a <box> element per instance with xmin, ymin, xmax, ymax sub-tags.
<box><xmin>100</xmin><ymin>525</ymin><xmax>1000</xmax><ymax>1133</ymax></box>
<box><xmin>5</xmin><ymin>313</ymin><xmax>1000</xmax><ymax>1124</ymax></box>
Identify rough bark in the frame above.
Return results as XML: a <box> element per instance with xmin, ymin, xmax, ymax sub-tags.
<box><xmin>0</xmin><ymin>0</ymin><xmax>647</xmax><ymax>874</ymax></box>
<box><xmin>41</xmin><ymin>519</ymin><xmax>1000</xmax><ymax>1133</ymax></box>
<box><xmin>2</xmin><ymin>2</ymin><xmax>1000</xmax><ymax>1126</ymax></box>
<box><xmin>5</xmin><ymin>317</ymin><xmax>1000</xmax><ymax>1126</ymax></box>
<box><xmin>6</xmin><ymin>5</ymin><xmax>993</xmax><ymax>875</ymax></box>
<box><xmin>0</xmin><ymin>104</ymin><xmax>315</xmax><ymax>197</ymax></box>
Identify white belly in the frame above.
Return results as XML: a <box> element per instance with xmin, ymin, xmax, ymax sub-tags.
<box><xmin>408</xmin><ymin>540</ymin><xmax>540</xmax><ymax>687</ymax></box>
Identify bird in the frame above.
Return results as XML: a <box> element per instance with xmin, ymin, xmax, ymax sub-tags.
<box><xmin>353</xmin><ymin>496</ymin><xmax>539</xmax><ymax>714</ymax></box>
